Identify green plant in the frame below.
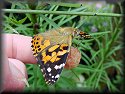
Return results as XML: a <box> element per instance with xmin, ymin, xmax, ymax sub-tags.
<box><xmin>3</xmin><ymin>1</ymin><xmax>123</xmax><ymax>92</ymax></box>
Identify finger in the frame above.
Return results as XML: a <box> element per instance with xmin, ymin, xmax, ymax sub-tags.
<box><xmin>8</xmin><ymin>58</ymin><xmax>28</xmax><ymax>80</ymax></box>
<box><xmin>2</xmin><ymin>55</ymin><xmax>27</xmax><ymax>92</ymax></box>
<box><xmin>3</xmin><ymin>34</ymin><xmax>37</xmax><ymax>64</ymax></box>
<box><xmin>8</xmin><ymin>58</ymin><xmax>27</xmax><ymax>92</ymax></box>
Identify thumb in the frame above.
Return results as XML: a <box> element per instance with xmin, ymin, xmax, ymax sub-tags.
<box><xmin>2</xmin><ymin>57</ymin><xmax>27</xmax><ymax>92</ymax></box>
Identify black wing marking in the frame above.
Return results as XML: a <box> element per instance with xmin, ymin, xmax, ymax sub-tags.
<box><xmin>37</xmin><ymin>44</ymin><xmax>69</xmax><ymax>85</ymax></box>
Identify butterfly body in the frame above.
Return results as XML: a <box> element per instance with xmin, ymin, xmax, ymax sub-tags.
<box><xmin>31</xmin><ymin>27</ymin><xmax>90</xmax><ymax>85</ymax></box>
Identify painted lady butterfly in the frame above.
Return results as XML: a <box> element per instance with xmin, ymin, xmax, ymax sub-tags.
<box><xmin>31</xmin><ymin>27</ymin><xmax>91</xmax><ymax>85</ymax></box>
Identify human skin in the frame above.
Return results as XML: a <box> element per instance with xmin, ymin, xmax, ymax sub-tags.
<box><xmin>2</xmin><ymin>34</ymin><xmax>80</xmax><ymax>92</ymax></box>
<box><xmin>2</xmin><ymin>34</ymin><xmax>37</xmax><ymax>92</ymax></box>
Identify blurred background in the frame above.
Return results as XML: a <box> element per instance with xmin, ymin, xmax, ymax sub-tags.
<box><xmin>2</xmin><ymin>0</ymin><xmax>124</xmax><ymax>93</ymax></box>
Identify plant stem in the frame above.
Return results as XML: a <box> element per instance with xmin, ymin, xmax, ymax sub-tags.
<box><xmin>2</xmin><ymin>9</ymin><xmax>123</xmax><ymax>17</ymax></box>
<box><xmin>49</xmin><ymin>2</ymin><xmax>82</xmax><ymax>7</ymax></box>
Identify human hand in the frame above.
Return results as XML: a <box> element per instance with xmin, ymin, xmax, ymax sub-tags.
<box><xmin>2</xmin><ymin>34</ymin><xmax>37</xmax><ymax>92</ymax></box>
<box><xmin>1</xmin><ymin>34</ymin><xmax>81</xmax><ymax>92</ymax></box>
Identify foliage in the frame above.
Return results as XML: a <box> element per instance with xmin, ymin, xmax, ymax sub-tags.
<box><xmin>3</xmin><ymin>1</ymin><xmax>123</xmax><ymax>93</ymax></box>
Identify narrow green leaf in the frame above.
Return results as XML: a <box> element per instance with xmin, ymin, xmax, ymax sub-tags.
<box><xmin>40</xmin><ymin>14</ymin><xmax>59</xmax><ymax>28</ymax></box>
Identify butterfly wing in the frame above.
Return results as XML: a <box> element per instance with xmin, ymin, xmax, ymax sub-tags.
<box><xmin>37</xmin><ymin>44</ymin><xmax>69</xmax><ymax>84</ymax></box>
<box><xmin>31</xmin><ymin>32</ymin><xmax>70</xmax><ymax>85</ymax></box>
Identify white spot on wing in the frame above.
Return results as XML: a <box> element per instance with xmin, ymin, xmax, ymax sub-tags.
<box><xmin>49</xmin><ymin>73</ymin><xmax>51</xmax><ymax>76</ymax></box>
<box><xmin>43</xmin><ymin>74</ymin><xmax>45</xmax><ymax>77</ymax></box>
<box><xmin>62</xmin><ymin>63</ymin><xmax>65</xmax><ymax>67</ymax></box>
<box><xmin>54</xmin><ymin>63</ymin><xmax>65</xmax><ymax>70</ymax></box>
<box><xmin>52</xmin><ymin>76</ymin><xmax>54</xmax><ymax>78</ymax></box>
<box><xmin>47</xmin><ymin>67</ymin><xmax>51</xmax><ymax>72</ymax></box>
<box><xmin>54</xmin><ymin>65</ymin><xmax>59</xmax><ymax>70</ymax></box>
<box><xmin>55</xmin><ymin>74</ymin><xmax>60</xmax><ymax>78</ymax></box>
<box><xmin>52</xmin><ymin>80</ymin><xmax>55</xmax><ymax>82</ymax></box>
<box><xmin>41</xmin><ymin>69</ymin><xmax>43</xmax><ymax>72</ymax></box>
<box><xmin>59</xmin><ymin>64</ymin><xmax>63</xmax><ymax>69</ymax></box>
<box><xmin>46</xmin><ymin>81</ymin><xmax>49</xmax><ymax>84</ymax></box>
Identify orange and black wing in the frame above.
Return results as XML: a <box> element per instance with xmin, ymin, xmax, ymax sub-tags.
<box><xmin>31</xmin><ymin>34</ymin><xmax>69</xmax><ymax>85</ymax></box>
<box><xmin>37</xmin><ymin>44</ymin><xmax>69</xmax><ymax>84</ymax></box>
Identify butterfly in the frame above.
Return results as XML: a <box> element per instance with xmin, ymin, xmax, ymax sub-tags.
<box><xmin>31</xmin><ymin>27</ymin><xmax>91</xmax><ymax>85</ymax></box>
